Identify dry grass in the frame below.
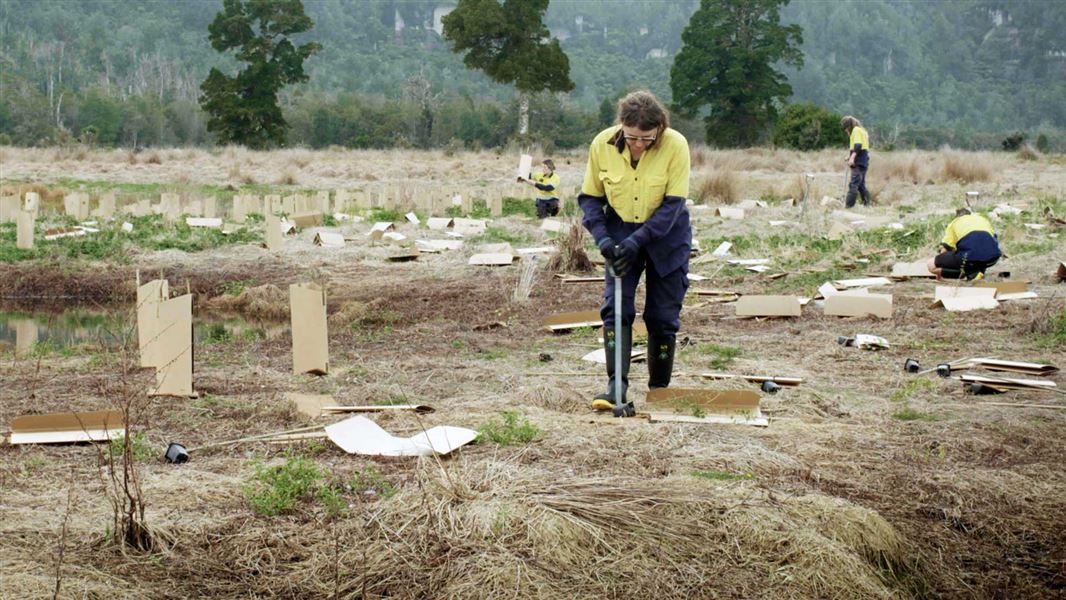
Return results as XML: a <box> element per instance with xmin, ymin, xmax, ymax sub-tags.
<box><xmin>694</xmin><ymin>170</ymin><xmax>740</xmax><ymax>204</ymax></box>
<box><xmin>941</xmin><ymin>150</ymin><xmax>995</xmax><ymax>183</ymax></box>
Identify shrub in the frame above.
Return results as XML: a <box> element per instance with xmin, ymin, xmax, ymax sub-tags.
<box><xmin>1001</xmin><ymin>132</ymin><xmax>1026</xmax><ymax>151</ymax></box>
<box><xmin>772</xmin><ymin>102</ymin><xmax>847</xmax><ymax>151</ymax></box>
<box><xmin>477</xmin><ymin>411</ymin><xmax>541</xmax><ymax>446</ymax></box>
<box><xmin>1035</xmin><ymin>133</ymin><xmax>1050</xmax><ymax>153</ymax></box>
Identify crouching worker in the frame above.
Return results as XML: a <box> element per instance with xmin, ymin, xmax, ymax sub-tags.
<box><xmin>577</xmin><ymin>91</ymin><xmax>691</xmax><ymax>415</ymax></box>
<box><xmin>927</xmin><ymin>208</ymin><xmax>1001</xmax><ymax>280</ymax></box>
<box><xmin>519</xmin><ymin>158</ymin><xmax>560</xmax><ymax>219</ymax></box>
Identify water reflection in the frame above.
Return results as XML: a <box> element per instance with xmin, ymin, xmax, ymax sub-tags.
<box><xmin>0</xmin><ymin>309</ymin><xmax>281</xmax><ymax>354</ymax></box>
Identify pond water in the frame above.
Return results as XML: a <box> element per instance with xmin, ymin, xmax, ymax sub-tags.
<box><xmin>0</xmin><ymin>309</ymin><xmax>285</xmax><ymax>356</ymax></box>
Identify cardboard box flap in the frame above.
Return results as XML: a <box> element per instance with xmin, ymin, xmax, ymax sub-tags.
<box><xmin>314</xmin><ymin>232</ymin><xmax>345</xmax><ymax>248</ymax></box>
<box><xmin>291</xmin><ymin>211</ymin><xmax>324</xmax><ymax>228</ymax></box>
<box><xmin>645</xmin><ymin>388</ymin><xmax>762</xmax><ymax>416</ymax></box>
<box><xmin>933</xmin><ymin>296</ymin><xmax>999</xmax><ymax>312</ymax></box>
<box><xmin>148</xmin><ymin>293</ymin><xmax>194</xmax><ymax>397</ymax></box>
<box><xmin>700</xmin><ymin>373</ymin><xmax>804</xmax><ymax>386</ymax></box>
<box><xmin>969</xmin><ymin>358</ymin><xmax>1059</xmax><ymax>376</ymax></box>
<box><xmin>824</xmin><ymin>293</ymin><xmax>893</xmax><ymax>318</ymax></box>
<box><xmin>426</xmin><ymin>217</ymin><xmax>454</xmax><ymax>230</ymax></box>
<box><xmin>10</xmin><ymin>410</ymin><xmax>126</xmax><ymax>445</ymax></box>
<box><xmin>934</xmin><ymin>286</ymin><xmax>997</xmax><ymax>301</ymax></box>
<box><xmin>974</xmin><ymin>281</ymin><xmax>1028</xmax><ymax>296</ymax></box>
<box><xmin>891</xmin><ymin>261</ymin><xmax>935</xmax><ymax>278</ymax></box>
<box><xmin>833</xmin><ymin>277</ymin><xmax>892</xmax><ymax>289</ymax></box>
<box><xmin>715</xmin><ymin>207</ymin><xmax>745</xmax><ymax>219</ymax></box>
<box><xmin>186</xmin><ymin>217</ymin><xmax>222</xmax><ymax>228</ymax></box>
<box><xmin>958</xmin><ymin>374</ymin><xmax>1057</xmax><ymax>390</ymax></box>
<box><xmin>290</xmin><ymin>283</ymin><xmax>328</xmax><ymax>375</ymax></box>
<box><xmin>517</xmin><ymin>154</ymin><xmax>532</xmax><ymax>179</ymax></box>
<box><xmin>286</xmin><ymin>392</ymin><xmax>335</xmax><ymax>419</ymax></box>
<box><xmin>468</xmin><ymin>253</ymin><xmax>517</xmax><ymax>266</ymax></box>
<box><xmin>735</xmin><ymin>295</ymin><xmax>801</xmax><ymax>317</ymax></box>
<box><xmin>543</xmin><ymin>310</ymin><xmax>602</xmax><ymax>331</ymax></box>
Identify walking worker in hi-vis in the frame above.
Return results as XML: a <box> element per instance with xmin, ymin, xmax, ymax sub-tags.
<box><xmin>842</xmin><ymin>115</ymin><xmax>871</xmax><ymax>208</ymax></box>
<box><xmin>577</xmin><ymin>90</ymin><xmax>691</xmax><ymax>413</ymax></box>
<box><xmin>926</xmin><ymin>208</ymin><xmax>1001</xmax><ymax>280</ymax></box>
<box><xmin>518</xmin><ymin>158</ymin><xmax>560</xmax><ymax>218</ymax></box>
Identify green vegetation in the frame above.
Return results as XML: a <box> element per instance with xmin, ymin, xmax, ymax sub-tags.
<box><xmin>892</xmin><ymin>407</ymin><xmax>940</xmax><ymax>422</ymax></box>
<box><xmin>671</xmin><ymin>0</ymin><xmax>803</xmax><ymax>147</ymax></box>
<box><xmin>1035</xmin><ymin>309</ymin><xmax>1066</xmax><ymax>348</ymax></box>
<box><xmin>890</xmin><ymin>378</ymin><xmax>935</xmax><ymax>403</ymax></box>
<box><xmin>477</xmin><ymin>411</ymin><xmax>541</xmax><ymax>446</ymax></box>
<box><xmin>244</xmin><ymin>452</ymin><xmax>347</xmax><ymax>517</ymax></box>
<box><xmin>696</xmin><ymin>343</ymin><xmax>741</xmax><ymax>370</ymax></box>
<box><xmin>200</xmin><ymin>0</ymin><xmax>320</xmax><ymax>147</ymax></box>
<box><xmin>773</xmin><ymin>102</ymin><xmax>847</xmax><ymax>150</ymax></box>
<box><xmin>350</xmin><ymin>465</ymin><xmax>398</xmax><ymax>499</ymax></box>
<box><xmin>691</xmin><ymin>469</ymin><xmax>754</xmax><ymax>481</ymax></box>
<box><xmin>473</xmin><ymin>226</ymin><xmax>532</xmax><ymax>245</ymax></box>
<box><xmin>367</xmin><ymin>207</ymin><xmax>406</xmax><ymax>223</ymax></box>
<box><xmin>108</xmin><ymin>431</ymin><xmax>157</xmax><ymax>463</ymax></box>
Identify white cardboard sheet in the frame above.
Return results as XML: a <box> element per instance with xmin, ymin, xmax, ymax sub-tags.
<box><xmin>325</xmin><ymin>416</ymin><xmax>478</xmax><ymax>457</ymax></box>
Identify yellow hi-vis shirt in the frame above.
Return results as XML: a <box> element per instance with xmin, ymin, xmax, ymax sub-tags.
<box><xmin>533</xmin><ymin>171</ymin><xmax>560</xmax><ymax>200</ymax></box>
<box><xmin>849</xmin><ymin>125</ymin><xmax>870</xmax><ymax>151</ymax></box>
<box><xmin>942</xmin><ymin>213</ymin><xmax>995</xmax><ymax>248</ymax></box>
<box><xmin>580</xmin><ymin>125</ymin><xmax>690</xmax><ymax>223</ymax></box>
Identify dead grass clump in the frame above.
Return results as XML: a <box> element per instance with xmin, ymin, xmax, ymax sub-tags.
<box><xmin>877</xmin><ymin>151</ymin><xmax>930</xmax><ymax>184</ymax></box>
<box><xmin>1017</xmin><ymin>144</ymin><xmax>1039</xmax><ymax>161</ymax></box>
<box><xmin>546</xmin><ymin>222</ymin><xmax>593</xmax><ymax>274</ymax></box>
<box><xmin>328</xmin><ymin>300</ymin><xmax>371</xmax><ymax>326</ymax></box>
<box><xmin>694</xmin><ymin>171</ymin><xmax>739</xmax><ymax>204</ymax></box>
<box><xmin>207</xmin><ymin>283</ymin><xmax>289</xmax><ymax>319</ymax></box>
<box><xmin>942</xmin><ymin>152</ymin><xmax>992</xmax><ymax>183</ymax></box>
<box><xmin>276</xmin><ymin>165</ymin><xmax>301</xmax><ymax>186</ymax></box>
<box><xmin>514</xmin><ymin>383</ymin><xmax>586</xmax><ymax>413</ymax></box>
<box><xmin>143</xmin><ymin>151</ymin><xmax>162</xmax><ymax>165</ymax></box>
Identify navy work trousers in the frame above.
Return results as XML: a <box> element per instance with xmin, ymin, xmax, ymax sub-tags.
<box><xmin>600</xmin><ymin>249</ymin><xmax>687</xmax><ymax>339</ymax></box>
<box><xmin>846</xmin><ymin>165</ymin><xmax>870</xmax><ymax>208</ymax></box>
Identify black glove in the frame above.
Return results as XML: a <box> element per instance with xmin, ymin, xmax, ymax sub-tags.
<box><xmin>597</xmin><ymin>237</ymin><xmax>616</xmax><ymax>263</ymax></box>
<box><xmin>612</xmin><ymin>238</ymin><xmax>640</xmax><ymax>278</ymax></box>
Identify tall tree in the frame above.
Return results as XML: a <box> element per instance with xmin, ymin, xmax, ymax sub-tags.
<box><xmin>670</xmin><ymin>0</ymin><xmax>802</xmax><ymax>147</ymax></box>
<box><xmin>199</xmin><ymin>0</ymin><xmax>320</xmax><ymax>148</ymax></box>
<box><xmin>441</xmin><ymin>0</ymin><xmax>574</xmax><ymax>136</ymax></box>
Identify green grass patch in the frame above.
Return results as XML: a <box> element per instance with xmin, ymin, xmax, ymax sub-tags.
<box><xmin>473</xmin><ymin>226</ymin><xmax>532</xmax><ymax>245</ymax></box>
<box><xmin>108</xmin><ymin>431</ymin><xmax>156</xmax><ymax>463</ymax></box>
<box><xmin>244</xmin><ymin>452</ymin><xmax>346</xmax><ymax>517</ymax></box>
<box><xmin>889</xmin><ymin>378</ymin><xmax>935</xmax><ymax>403</ymax></box>
<box><xmin>350</xmin><ymin>465</ymin><xmax>398</xmax><ymax>499</ymax></box>
<box><xmin>367</xmin><ymin>207</ymin><xmax>406</xmax><ymax>223</ymax></box>
<box><xmin>1035</xmin><ymin>308</ymin><xmax>1066</xmax><ymax>347</ymax></box>
<box><xmin>695</xmin><ymin>343</ymin><xmax>741</xmax><ymax>370</ymax></box>
<box><xmin>691</xmin><ymin>469</ymin><xmax>754</xmax><ymax>481</ymax></box>
<box><xmin>477</xmin><ymin>411</ymin><xmax>541</xmax><ymax>446</ymax></box>
<box><xmin>892</xmin><ymin>407</ymin><xmax>940</xmax><ymax>422</ymax></box>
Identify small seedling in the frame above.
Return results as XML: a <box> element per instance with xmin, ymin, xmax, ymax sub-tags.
<box><xmin>477</xmin><ymin>411</ymin><xmax>541</xmax><ymax>446</ymax></box>
<box><xmin>691</xmin><ymin>470</ymin><xmax>754</xmax><ymax>481</ymax></box>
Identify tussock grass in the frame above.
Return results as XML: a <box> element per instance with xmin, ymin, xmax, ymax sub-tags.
<box><xmin>694</xmin><ymin>171</ymin><xmax>739</xmax><ymax>204</ymax></box>
<box><xmin>941</xmin><ymin>151</ymin><xmax>993</xmax><ymax>183</ymax></box>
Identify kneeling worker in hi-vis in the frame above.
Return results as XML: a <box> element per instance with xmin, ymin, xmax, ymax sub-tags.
<box><xmin>577</xmin><ymin>90</ymin><xmax>691</xmax><ymax>415</ymax></box>
<box><xmin>926</xmin><ymin>208</ymin><xmax>1002</xmax><ymax>280</ymax></box>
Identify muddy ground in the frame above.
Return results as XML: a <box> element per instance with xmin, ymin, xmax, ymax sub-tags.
<box><xmin>1</xmin><ymin>147</ymin><xmax>1064</xmax><ymax>599</ymax></box>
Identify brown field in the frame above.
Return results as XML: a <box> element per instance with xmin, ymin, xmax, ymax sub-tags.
<box><xmin>1</xmin><ymin>146</ymin><xmax>1065</xmax><ymax>599</ymax></box>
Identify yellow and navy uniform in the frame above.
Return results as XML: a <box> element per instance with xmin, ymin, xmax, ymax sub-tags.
<box><xmin>849</xmin><ymin>125</ymin><xmax>870</xmax><ymax>167</ymax></box>
<box><xmin>578</xmin><ymin>125</ymin><xmax>691</xmax><ymax>277</ymax></box>
<box><xmin>941</xmin><ymin>213</ymin><xmax>1000</xmax><ymax>262</ymax></box>
<box><xmin>578</xmin><ymin>124</ymin><xmax>692</xmax><ymax>339</ymax></box>
<box><xmin>532</xmin><ymin>171</ymin><xmax>559</xmax><ymax>200</ymax></box>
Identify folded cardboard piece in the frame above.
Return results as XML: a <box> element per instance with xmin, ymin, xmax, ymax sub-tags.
<box><xmin>265</xmin><ymin>213</ymin><xmax>285</xmax><ymax>251</ymax></box>
<box><xmin>516</xmin><ymin>246</ymin><xmax>557</xmax><ymax>255</ymax></box>
<box><xmin>715</xmin><ymin>207</ymin><xmax>745</xmax><ymax>220</ymax></box>
<box><xmin>700</xmin><ymin>373</ymin><xmax>804</xmax><ymax>386</ymax></box>
<box><xmin>956</xmin><ymin>358</ymin><xmax>1059</xmax><ymax>376</ymax></box>
<box><xmin>286</xmin><ymin>392</ymin><xmax>335</xmax><ymax>418</ymax></box>
<box><xmin>368</xmin><ymin>221</ymin><xmax>396</xmax><ymax>240</ymax></box>
<box><xmin>727</xmin><ymin>258</ymin><xmax>769</xmax><ymax>266</ymax></box>
<box><xmin>453</xmin><ymin>218</ymin><xmax>487</xmax><ymax>235</ymax></box>
<box><xmin>426</xmin><ymin>217</ymin><xmax>454</xmax><ymax>230</ymax></box>
<box><xmin>291</xmin><ymin>211</ymin><xmax>324</xmax><ymax>228</ymax></box>
<box><xmin>416</xmin><ymin>239</ymin><xmax>463</xmax><ymax>252</ymax></box>
<box><xmin>43</xmin><ymin>227</ymin><xmax>89</xmax><ymax>241</ymax></box>
<box><xmin>957</xmin><ymin>373</ymin><xmax>1057</xmax><ymax>391</ymax></box>
<box><xmin>148</xmin><ymin>293</ymin><xmax>194</xmax><ymax>397</ymax></box>
<box><xmin>16</xmin><ymin>209</ymin><xmax>34</xmax><ymax>249</ymax></box>
<box><xmin>186</xmin><ymin>217</ymin><xmax>222</xmax><ymax>228</ymax></box>
<box><xmin>712</xmin><ymin>242</ymin><xmax>732</xmax><ymax>256</ymax></box>
<box><xmin>974</xmin><ymin>281</ymin><xmax>1028</xmax><ymax>296</ymax></box>
<box><xmin>136</xmin><ymin>277</ymin><xmax>170</xmax><ymax>368</ymax></box>
<box><xmin>736</xmin><ymin>199</ymin><xmax>768</xmax><ymax>210</ymax></box>
<box><xmin>388</xmin><ymin>247</ymin><xmax>421</xmax><ymax>262</ymax></box>
<box><xmin>932</xmin><ymin>286</ymin><xmax>998</xmax><ymax>311</ymax></box>
<box><xmin>8</xmin><ymin>410</ymin><xmax>126</xmax><ymax>445</ymax></box>
<box><xmin>469</xmin><ymin>252</ymin><xmax>517</xmax><ymax>266</ymax></box>
<box><xmin>540</xmin><ymin>219</ymin><xmax>566</xmax><ymax>233</ymax></box>
<box><xmin>833</xmin><ymin>277</ymin><xmax>892</xmax><ymax>289</ymax></box>
<box><xmin>824</xmin><ymin>290</ymin><xmax>893</xmax><ymax>318</ymax></box>
<box><xmin>517</xmin><ymin>153</ymin><xmax>533</xmax><ymax>179</ymax></box>
<box><xmin>842</xmin><ymin>334</ymin><xmax>890</xmax><ymax>350</ymax></box>
<box><xmin>290</xmin><ymin>283</ymin><xmax>329</xmax><ymax>375</ymax></box>
<box><xmin>644</xmin><ymin>388</ymin><xmax>768</xmax><ymax>427</ymax></box>
<box><xmin>891</xmin><ymin>261</ymin><xmax>935</xmax><ymax>278</ymax></box>
<box><xmin>543</xmin><ymin>309</ymin><xmax>602</xmax><ymax>331</ymax></box>
<box><xmin>325</xmin><ymin>416</ymin><xmax>478</xmax><ymax>457</ymax></box>
<box><xmin>1057</xmin><ymin>261</ymin><xmax>1065</xmax><ymax>281</ymax></box>
<box><xmin>735</xmin><ymin>295</ymin><xmax>801</xmax><ymax>318</ymax></box>
<box><xmin>314</xmin><ymin>232</ymin><xmax>345</xmax><ymax>248</ymax></box>
<box><xmin>405</xmin><ymin>211</ymin><xmax>420</xmax><ymax>225</ymax></box>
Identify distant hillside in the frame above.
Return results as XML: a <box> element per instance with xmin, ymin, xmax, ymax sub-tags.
<box><xmin>1</xmin><ymin>0</ymin><xmax>1062</xmax><ymax>149</ymax></box>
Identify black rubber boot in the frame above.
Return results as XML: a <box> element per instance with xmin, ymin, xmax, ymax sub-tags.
<box><xmin>591</xmin><ymin>325</ymin><xmax>631</xmax><ymax>411</ymax></box>
<box><xmin>845</xmin><ymin>191</ymin><xmax>858</xmax><ymax>208</ymax></box>
<box><xmin>647</xmin><ymin>334</ymin><xmax>676</xmax><ymax>390</ymax></box>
